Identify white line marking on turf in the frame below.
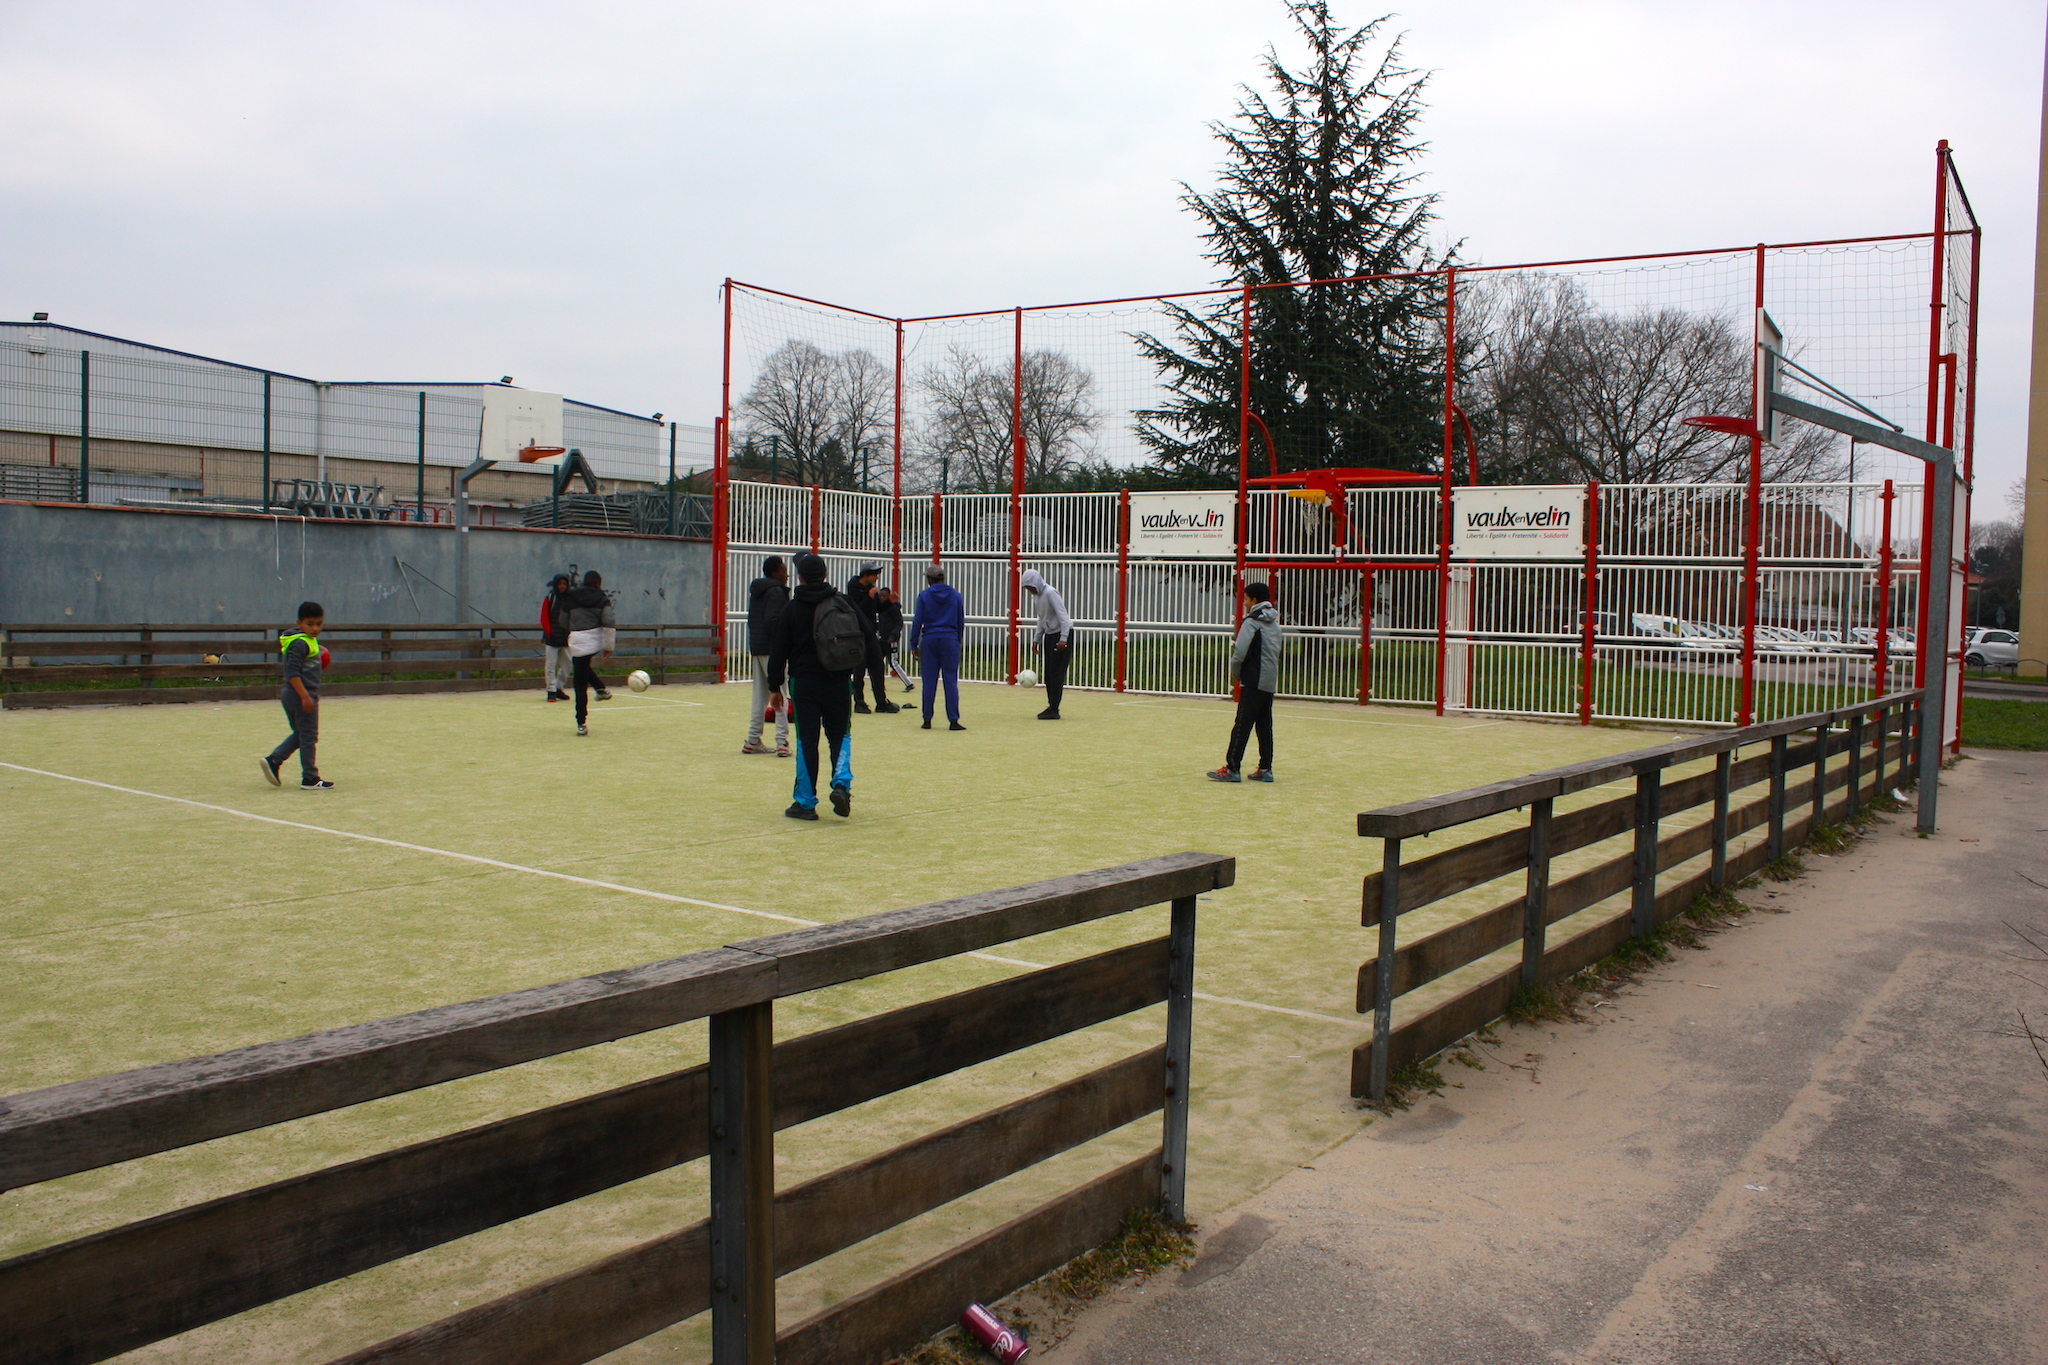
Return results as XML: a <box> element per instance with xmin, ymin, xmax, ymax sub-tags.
<box><xmin>0</xmin><ymin>762</ymin><xmax>810</xmax><ymax>927</ymax></box>
<box><xmin>1112</xmin><ymin>700</ymin><xmax>1504</xmax><ymax>731</ymax></box>
<box><xmin>2</xmin><ymin>761</ymin><xmax>1364</xmax><ymax>1031</ymax></box>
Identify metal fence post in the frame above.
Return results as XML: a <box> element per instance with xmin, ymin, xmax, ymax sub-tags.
<box><xmin>1710</xmin><ymin>748</ymin><xmax>1732</xmax><ymax>887</ymax></box>
<box><xmin>1630</xmin><ymin>767</ymin><xmax>1662</xmax><ymax>938</ymax></box>
<box><xmin>414</xmin><ymin>390</ymin><xmax>426</xmax><ymax>518</ymax></box>
<box><xmin>1520</xmin><ymin>798</ymin><xmax>1552</xmax><ymax>988</ymax></box>
<box><xmin>78</xmin><ymin>350</ymin><xmax>91</xmax><ymax>504</ymax></box>
<box><xmin>1810</xmin><ymin>722</ymin><xmax>1830</xmax><ymax>831</ymax></box>
<box><xmin>262</xmin><ymin>373</ymin><xmax>273</xmax><ymax>512</ymax></box>
<box><xmin>1161</xmin><ymin>895</ymin><xmax>1196</xmax><ymax>1223</ymax></box>
<box><xmin>1369</xmin><ymin>838</ymin><xmax>1401</xmax><ymax>1102</ymax></box>
<box><xmin>709</xmin><ymin>1001</ymin><xmax>775</xmax><ymax>1365</ymax></box>
<box><xmin>1847</xmin><ymin>712</ymin><xmax>1864</xmax><ymax>815</ymax></box>
<box><xmin>1768</xmin><ymin>734</ymin><xmax>1789</xmax><ymax>862</ymax></box>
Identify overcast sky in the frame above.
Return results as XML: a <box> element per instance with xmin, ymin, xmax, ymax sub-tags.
<box><xmin>1</xmin><ymin>0</ymin><xmax>2040</xmax><ymax>511</ymax></box>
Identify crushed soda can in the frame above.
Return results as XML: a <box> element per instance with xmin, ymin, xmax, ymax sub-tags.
<box><xmin>959</xmin><ymin>1302</ymin><xmax>1028</xmax><ymax>1363</ymax></box>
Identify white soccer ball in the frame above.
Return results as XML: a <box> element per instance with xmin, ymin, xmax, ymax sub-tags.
<box><xmin>627</xmin><ymin>669</ymin><xmax>652</xmax><ymax>693</ymax></box>
<box><xmin>1018</xmin><ymin>668</ymin><xmax>1039</xmax><ymax>687</ymax></box>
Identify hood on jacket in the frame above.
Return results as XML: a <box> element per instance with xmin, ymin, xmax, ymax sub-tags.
<box><xmin>1020</xmin><ymin>570</ymin><xmax>1046</xmax><ymax>594</ymax></box>
<box><xmin>792</xmin><ymin>580</ymin><xmax>838</xmax><ymax>605</ymax></box>
<box><xmin>1246</xmin><ymin>602</ymin><xmax>1278</xmax><ymax>624</ymax></box>
<box><xmin>566</xmin><ymin>585</ymin><xmax>609</xmax><ymax>609</ymax></box>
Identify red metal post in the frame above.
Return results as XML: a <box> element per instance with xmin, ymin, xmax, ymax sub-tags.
<box><xmin>892</xmin><ymin>319</ymin><xmax>904</xmax><ymax>592</ymax></box>
<box><xmin>715</xmin><ymin>281</ymin><xmax>733</xmax><ymax>682</ymax></box>
<box><xmin>1358</xmin><ymin>568</ymin><xmax>1374</xmax><ymax>705</ymax></box>
<box><xmin>1433</xmin><ymin>267</ymin><xmax>1456</xmax><ymax>716</ymax></box>
<box><xmin>1738</xmin><ymin>245</ymin><xmax>1765</xmax><ymax>725</ymax></box>
<box><xmin>1915</xmin><ymin>142</ymin><xmax>1950</xmax><ymax>695</ymax></box>
<box><xmin>1007</xmin><ymin>306</ymin><xmax>1024</xmax><ymax>685</ymax></box>
<box><xmin>931</xmin><ymin>491</ymin><xmax>943</xmax><ymax>567</ymax></box>
<box><xmin>809</xmin><ymin>484</ymin><xmax>821</xmax><ymax>555</ymax></box>
<box><xmin>1875</xmin><ymin>479</ymin><xmax>1895</xmax><ymax>698</ymax></box>
<box><xmin>1236</xmin><ymin>285</ymin><xmax>1252</xmax><ymax>650</ymax></box>
<box><xmin>1115</xmin><ymin>487</ymin><xmax>1130</xmax><ymax>693</ymax></box>
<box><xmin>1580</xmin><ymin>480</ymin><xmax>1601</xmax><ymax>725</ymax></box>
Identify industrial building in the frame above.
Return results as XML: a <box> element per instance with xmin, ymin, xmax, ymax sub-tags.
<box><xmin>0</xmin><ymin>320</ymin><xmax>712</xmax><ymax>524</ymax></box>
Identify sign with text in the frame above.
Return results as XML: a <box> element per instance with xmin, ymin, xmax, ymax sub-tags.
<box><xmin>1129</xmin><ymin>491</ymin><xmax>1236</xmax><ymax>557</ymax></box>
<box><xmin>1451</xmin><ymin>486</ymin><xmax>1586</xmax><ymax>559</ymax></box>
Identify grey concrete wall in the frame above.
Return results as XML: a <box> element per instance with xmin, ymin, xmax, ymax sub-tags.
<box><xmin>0</xmin><ymin>500</ymin><xmax>710</xmax><ymax>626</ymax></box>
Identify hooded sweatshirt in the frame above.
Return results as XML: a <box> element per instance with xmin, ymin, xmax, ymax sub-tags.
<box><xmin>746</xmin><ymin>575</ymin><xmax>790</xmax><ymax>656</ymax></box>
<box><xmin>909</xmin><ymin>581</ymin><xmax>965</xmax><ymax>647</ymax></box>
<box><xmin>563</xmin><ymin>584</ymin><xmax>616</xmax><ymax>658</ymax></box>
<box><xmin>1018</xmin><ymin>570</ymin><xmax>1070</xmax><ymax>642</ymax></box>
<box><xmin>1231</xmin><ymin>601</ymin><xmax>1283</xmax><ymax>694</ymax></box>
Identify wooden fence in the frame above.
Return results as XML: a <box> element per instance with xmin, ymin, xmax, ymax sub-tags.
<box><xmin>0</xmin><ymin>622</ymin><xmax>718</xmax><ymax>709</ymax></box>
<box><xmin>1353</xmin><ymin>690</ymin><xmax>1924</xmax><ymax>1100</ymax></box>
<box><xmin>0</xmin><ymin>852</ymin><xmax>1232</xmax><ymax>1365</ymax></box>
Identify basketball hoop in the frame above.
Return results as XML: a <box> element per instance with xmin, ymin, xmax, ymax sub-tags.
<box><xmin>517</xmin><ymin>445</ymin><xmax>569</xmax><ymax>464</ymax></box>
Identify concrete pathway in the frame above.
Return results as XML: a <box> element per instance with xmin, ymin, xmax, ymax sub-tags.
<box><xmin>1054</xmin><ymin>751</ymin><xmax>2048</xmax><ymax>1365</ymax></box>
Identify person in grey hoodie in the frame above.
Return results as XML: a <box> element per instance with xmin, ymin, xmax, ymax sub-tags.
<box><xmin>1019</xmin><ymin>568</ymin><xmax>1071</xmax><ymax>719</ymax></box>
<box><xmin>1210</xmin><ymin>580</ymin><xmax>1282</xmax><ymax>783</ymax></box>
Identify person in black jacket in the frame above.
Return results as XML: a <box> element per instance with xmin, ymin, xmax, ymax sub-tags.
<box><xmin>845</xmin><ymin>560</ymin><xmax>901</xmax><ymax>714</ymax></box>
<box><xmin>874</xmin><ymin>586</ymin><xmax>913</xmax><ymax>693</ymax></box>
<box><xmin>743</xmin><ymin>555</ymin><xmax>791</xmax><ymax>755</ymax></box>
<box><xmin>768</xmin><ymin>552</ymin><xmax>871</xmax><ymax>820</ymax></box>
<box><xmin>541</xmin><ymin>573</ymin><xmax>574</xmax><ymax>702</ymax></box>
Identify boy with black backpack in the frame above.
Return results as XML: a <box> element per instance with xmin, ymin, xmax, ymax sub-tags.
<box><xmin>766</xmin><ymin>552</ymin><xmax>874</xmax><ymax>821</ymax></box>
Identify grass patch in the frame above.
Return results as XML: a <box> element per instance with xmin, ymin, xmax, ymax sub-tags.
<box><xmin>1371</xmin><ymin>1056</ymin><xmax>1448</xmax><ymax>1112</ymax></box>
<box><xmin>893</xmin><ymin>1209</ymin><xmax>1196</xmax><ymax>1365</ymax></box>
<box><xmin>1505</xmin><ymin>980</ymin><xmax>1570</xmax><ymax>1026</ymax></box>
<box><xmin>1961</xmin><ymin>698</ymin><xmax>2048</xmax><ymax>751</ymax></box>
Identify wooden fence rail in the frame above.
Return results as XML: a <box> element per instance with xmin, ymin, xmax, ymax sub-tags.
<box><xmin>0</xmin><ymin>621</ymin><xmax>718</xmax><ymax>709</ymax></box>
<box><xmin>0</xmin><ymin>852</ymin><xmax>1233</xmax><ymax>1365</ymax></box>
<box><xmin>1353</xmin><ymin>690</ymin><xmax>1924</xmax><ymax>1100</ymax></box>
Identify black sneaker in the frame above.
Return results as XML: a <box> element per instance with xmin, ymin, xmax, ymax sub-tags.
<box><xmin>949</xmin><ymin>720</ymin><xmax>967</xmax><ymax>731</ymax></box>
<box><xmin>1037</xmin><ymin>708</ymin><xmax>1060</xmax><ymax>720</ymax></box>
<box><xmin>854</xmin><ymin>701</ymin><xmax>873</xmax><ymax>715</ymax></box>
<box><xmin>875</xmin><ymin>700</ymin><xmax>901</xmax><ymax>714</ymax></box>
<box><xmin>576</xmin><ymin>723</ymin><xmax>588</xmax><ymax>736</ymax></box>
<box><xmin>257</xmin><ymin>755</ymin><xmax>281</xmax><ymax>787</ymax></box>
<box><xmin>785</xmin><ymin>802</ymin><xmax>819</xmax><ymax>821</ymax></box>
<box><xmin>922</xmin><ymin>717</ymin><xmax>932</xmax><ymax>729</ymax></box>
<box><xmin>299</xmin><ymin>778</ymin><xmax>335</xmax><ymax>791</ymax></box>
<box><xmin>595</xmin><ymin>690</ymin><xmax>614</xmax><ymax>702</ymax></box>
<box><xmin>830</xmin><ymin>785</ymin><xmax>851</xmax><ymax>818</ymax></box>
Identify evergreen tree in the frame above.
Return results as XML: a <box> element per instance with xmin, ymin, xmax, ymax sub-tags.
<box><xmin>1134</xmin><ymin>3</ymin><xmax>1453</xmax><ymax>482</ymax></box>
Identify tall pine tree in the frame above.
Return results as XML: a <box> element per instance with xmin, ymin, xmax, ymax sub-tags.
<box><xmin>1135</xmin><ymin>3</ymin><xmax>1452</xmax><ymax>481</ymax></box>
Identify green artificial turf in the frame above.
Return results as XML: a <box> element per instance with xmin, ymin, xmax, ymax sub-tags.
<box><xmin>1</xmin><ymin>682</ymin><xmax>1662</xmax><ymax>1361</ymax></box>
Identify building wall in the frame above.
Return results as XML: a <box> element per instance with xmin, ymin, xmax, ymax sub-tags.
<box><xmin>0</xmin><ymin>500</ymin><xmax>711</xmax><ymax>627</ymax></box>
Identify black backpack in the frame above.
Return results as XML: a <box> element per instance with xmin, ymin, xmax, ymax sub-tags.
<box><xmin>811</xmin><ymin>591</ymin><xmax>868</xmax><ymax>672</ymax></box>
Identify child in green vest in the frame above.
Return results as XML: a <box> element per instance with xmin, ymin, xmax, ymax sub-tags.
<box><xmin>259</xmin><ymin>602</ymin><xmax>335</xmax><ymax>790</ymax></box>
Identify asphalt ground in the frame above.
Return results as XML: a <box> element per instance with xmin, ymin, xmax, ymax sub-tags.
<box><xmin>1054</xmin><ymin>749</ymin><xmax>2048</xmax><ymax>1365</ymax></box>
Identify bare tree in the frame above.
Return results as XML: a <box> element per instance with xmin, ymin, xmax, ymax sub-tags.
<box><xmin>1461</xmin><ymin>275</ymin><xmax>1841</xmax><ymax>486</ymax></box>
<box><xmin>913</xmin><ymin>346</ymin><xmax>1098</xmax><ymax>492</ymax></box>
<box><xmin>736</xmin><ymin>341</ymin><xmax>894</xmax><ymax>490</ymax></box>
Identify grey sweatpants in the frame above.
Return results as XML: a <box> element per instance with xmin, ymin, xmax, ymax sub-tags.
<box><xmin>544</xmin><ymin>645</ymin><xmax>574</xmax><ymax>693</ymax></box>
<box><xmin>748</xmin><ymin>655</ymin><xmax>790</xmax><ymax>747</ymax></box>
<box><xmin>267</xmin><ymin>693</ymin><xmax>319</xmax><ymax>782</ymax></box>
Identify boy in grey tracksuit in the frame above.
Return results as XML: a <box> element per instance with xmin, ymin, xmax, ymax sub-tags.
<box><xmin>1210</xmin><ymin>580</ymin><xmax>1282</xmax><ymax>783</ymax></box>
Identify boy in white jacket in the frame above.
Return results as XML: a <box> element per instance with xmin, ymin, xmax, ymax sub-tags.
<box><xmin>562</xmin><ymin>570</ymin><xmax>616</xmax><ymax>736</ymax></box>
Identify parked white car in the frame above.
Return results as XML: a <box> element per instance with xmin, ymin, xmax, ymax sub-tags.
<box><xmin>1965</xmin><ymin>629</ymin><xmax>2019</xmax><ymax>668</ymax></box>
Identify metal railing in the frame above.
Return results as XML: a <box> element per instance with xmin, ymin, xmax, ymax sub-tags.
<box><xmin>0</xmin><ymin>853</ymin><xmax>1231</xmax><ymax>1365</ymax></box>
<box><xmin>1351</xmin><ymin>690</ymin><xmax>1924</xmax><ymax>1101</ymax></box>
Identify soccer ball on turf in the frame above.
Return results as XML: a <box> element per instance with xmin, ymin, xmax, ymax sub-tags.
<box><xmin>1018</xmin><ymin>668</ymin><xmax>1039</xmax><ymax>687</ymax></box>
<box><xmin>627</xmin><ymin>670</ymin><xmax>652</xmax><ymax>693</ymax></box>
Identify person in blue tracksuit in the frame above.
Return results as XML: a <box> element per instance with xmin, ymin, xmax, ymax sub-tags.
<box><xmin>909</xmin><ymin>563</ymin><xmax>966</xmax><ymax>731</ymax></box>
